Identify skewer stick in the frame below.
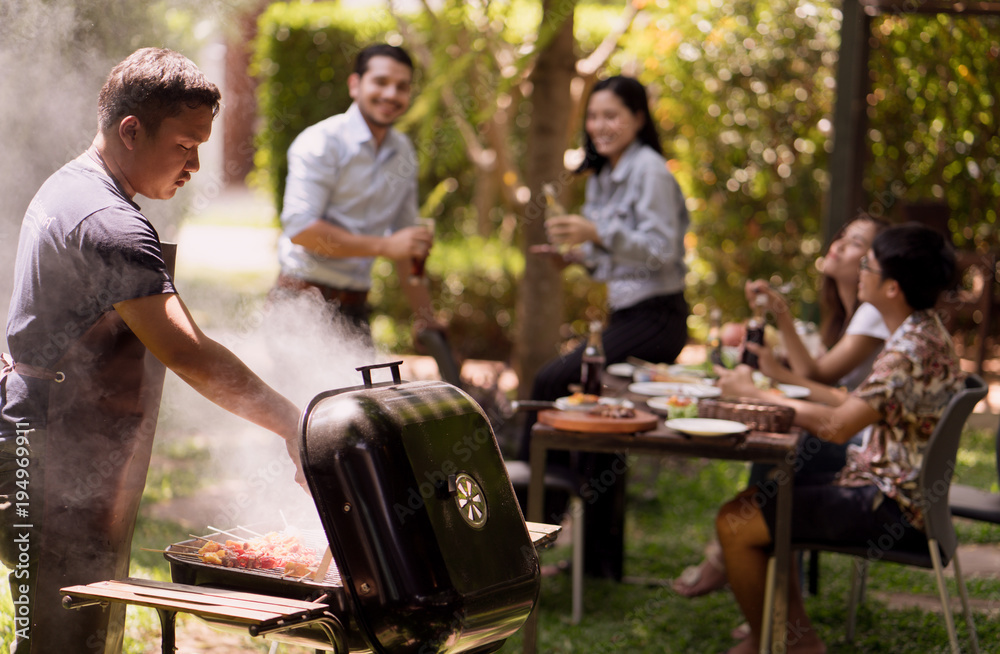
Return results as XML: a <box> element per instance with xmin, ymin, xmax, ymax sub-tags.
<box><xmin>206</xmin><ymin>526</ymin><xmax>251</xmax><ymax>541</ymax></box>
<box><xmin>312</xmin><ymin>547</ymin><xmax>333</xmax><ymax>582</ymax></box>
<box><xmin>236</xmin><ymin>524</ymin><xmax>264</xmax><ymax>537</ymax></box>
<box><xmin>151</xmin><ymin>543</ymin><xmax>201</xmax><ymax>551</ymax></box>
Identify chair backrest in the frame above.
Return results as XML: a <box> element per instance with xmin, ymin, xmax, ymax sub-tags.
<box><xmin>994</xmin><ymin>413</ymin><xmax>1000</xmax><ymax>489</ymax></box>
<box><xmin>919</xmin><ymin>374</ymin><xmax>988</xmax><ymax>559</ymax></box>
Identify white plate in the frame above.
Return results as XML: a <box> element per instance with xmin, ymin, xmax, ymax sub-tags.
<box><xmin>606</xmin><ymin>363</ymin><xmax>636</xmax><ymax>378</ymax></box>
<box><xmin>776</xmin><ymin>384</ymin><xmax>810</xmax><ymax>399</ymax></box>
<box><xmin>628</xmin><ymin>382</ymin><xmax>721</xmax><ymax>398</ymax></box>
<box><xmin>664</xmin><ymin>418</ymin><xmax>748</xmax><ymax>437</ymax></box>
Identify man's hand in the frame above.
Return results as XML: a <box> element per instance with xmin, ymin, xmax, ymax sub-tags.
<box><xmin>383</xmin><ymin>225</ymin><xmax>433</xmax><ymax>260</ymax></box>
<box><xmin>282</xmin><ymin>434</ymin><xmax>308</xmax><ymax>489</ymax></box>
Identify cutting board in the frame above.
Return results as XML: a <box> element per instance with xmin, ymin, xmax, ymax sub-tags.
<box><xmin>537</xmin><ymin>409</ymin><xmax>659</xmax><ymax>434</ymax></box>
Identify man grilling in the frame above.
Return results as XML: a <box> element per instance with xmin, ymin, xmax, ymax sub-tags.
<box><xmin>0</xmin><ymin>48</ymin><xmax>303</xmax><ymax>653</ymax></box>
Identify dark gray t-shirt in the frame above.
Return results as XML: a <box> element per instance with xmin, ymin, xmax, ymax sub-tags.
<box><xmin>1</xmin><ymin>154</ymin><xmax>175</xmax><ymax>437</ymax></box>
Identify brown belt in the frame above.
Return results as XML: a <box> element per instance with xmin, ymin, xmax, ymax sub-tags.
<box><xmin>0</xmin><ymin>352</ymin><xmax>65</xmax><ymax>382</ymax></box>
<box><xmin>274</xmin><ymin>274</ymin><xmax>369</xmax><ymax>306</ymax></box>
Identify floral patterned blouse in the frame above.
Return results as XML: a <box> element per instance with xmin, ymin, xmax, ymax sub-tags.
<box><xmin>836</xmin><ymin>310</ymin><xmax>964</xmax><ymax>530</ymax></box>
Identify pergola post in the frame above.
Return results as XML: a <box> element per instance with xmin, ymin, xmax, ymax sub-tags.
<box><xmin>823</xmin><ymin>0</ymin><xmax>872</xmax><ymax>246</ymax></box>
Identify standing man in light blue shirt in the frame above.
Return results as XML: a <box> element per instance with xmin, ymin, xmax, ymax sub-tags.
<box><xmin>274</xmin><ymin>44</ymin><xmax>440</xmax><ymax>341</ymax></box>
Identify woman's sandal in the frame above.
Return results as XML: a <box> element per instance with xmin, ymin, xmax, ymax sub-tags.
<box><xmin>671</xmin><ymin>540</ymin><xmax>728</xmax><ymax>598</ymax></box>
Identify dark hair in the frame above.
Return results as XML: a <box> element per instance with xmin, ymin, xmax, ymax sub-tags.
<box><xmin>98</xmin><ymin>48</ymin><xmax>221</xmax><ymax>136</ymax></box>
<box><xmin>354</xmin><ymin>44</ymin><xmax>414</xmax><ymax>77</ymax></box>
<box><xmin>819</xmin><ymin>214</ymin><xmax>890</xmax><ymax>347</ymax></box>
<box><xmin>871</xmin><ymin>222</ymin><xmax>956</xmax><ymax>310</ymax></box>
<box><xmin>576</xmin><ymin>75</ymin><xmax>663</xmax><ymax>175</ymax></box>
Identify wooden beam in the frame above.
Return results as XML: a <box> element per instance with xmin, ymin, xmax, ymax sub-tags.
<box><xmin>859</xmin><ymin>0</ymin><xmax>1000</xmax><ymax>14</ymax></box>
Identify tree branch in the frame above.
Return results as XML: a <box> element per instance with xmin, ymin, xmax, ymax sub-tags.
<box><xmin>576</xmin><ymin>1</ymin><xmax>639</xmax><ymax>77</ymax></box>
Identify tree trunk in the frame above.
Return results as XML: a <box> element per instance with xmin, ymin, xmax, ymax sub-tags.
<box><xmin>514</xmin><ymin>2</ymin><xmax>577</xmax><ymax>398</ymax></box>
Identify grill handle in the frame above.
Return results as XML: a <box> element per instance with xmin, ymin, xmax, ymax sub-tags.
<box><xmin>249</xmin><ymin>608</ymin><xmax>347</xmax><ymax>650</ymax></box>
<box><xmin>356</xmin><ymin>361</ymin><xmax>403</xmax><ymax>388</ymax></box>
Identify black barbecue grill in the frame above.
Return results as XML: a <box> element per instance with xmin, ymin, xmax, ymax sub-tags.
<box><xmin>62</xmin><ymin>362</ymin><xmax>550</xmax><ymax>653</ymax></box>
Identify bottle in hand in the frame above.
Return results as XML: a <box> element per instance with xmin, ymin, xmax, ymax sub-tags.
<box><xmin>580</xmin><ymin>320</ymin><xmax>606</xmax><ymax>396</ymax></box>
<box><xmin>742</xmin><ymin>294</ymin><xmax>767</xmax><ymax>369</ymax></box>
<box><xmin>408</xmin><ymin>217</ymin><xmax>436</xmax><ymax>285</ymax></box>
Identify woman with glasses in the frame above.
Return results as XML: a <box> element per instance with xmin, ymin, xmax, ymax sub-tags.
<box><xmin>673</xmin><ymin>215</ymin><xmax>889</xmax><ymax>599</ymax></box>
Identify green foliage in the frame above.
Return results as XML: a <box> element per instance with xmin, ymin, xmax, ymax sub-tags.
<box><xmin>865</xmin><ymin>14</ymin><xmax>1000</xmax><ymax>249</ymax></box>
<box><xmin>618</xmin><ymin>0</ymin><xmax>840</xmax><ymax>327</ymax></box>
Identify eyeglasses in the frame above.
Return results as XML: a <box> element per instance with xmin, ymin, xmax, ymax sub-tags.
<box><xmin>859</xmin><ymin>255</ymin><xmax>882</xmax><ymax>276</ymax></box>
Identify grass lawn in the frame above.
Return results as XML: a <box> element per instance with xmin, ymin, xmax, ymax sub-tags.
<box><xmin>2</xmin><ymin>426</ymin><xmax>998</xmax><ymax>653</ymax></box>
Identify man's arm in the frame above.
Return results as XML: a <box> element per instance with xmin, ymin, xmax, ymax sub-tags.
<box><xmin>113</xmin><ymin>293</ymin><xmax>300</xmax><ymax>442</ymax></box>
<box><xmin>291</xmin><ymin>221</ymin><xmax>430</xmax><ymax>261</ymax></box>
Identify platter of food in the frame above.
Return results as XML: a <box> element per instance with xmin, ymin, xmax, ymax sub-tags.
<box><xmin>664</xmin><ymin>418</ymin><xmax>748</xmax><ymax>438</ymax></box>
<box><xmin>190</xmin><ymin>531</ymin><xmax>321</xmax><ymax>577</ymax></box>
<box><xmin>628</xmin><ymin>381</ymin><xmax>721</xmax><ymax>399</ymax></box>
<box><xmin>554</xmin><ymin>393</ymin><xmax>602</xmax><ymax>411</ymax></box>
<box><xmin>537</xmin><ymin>406</ymin><xmax>659</xmax><ymax>433</ymax></box>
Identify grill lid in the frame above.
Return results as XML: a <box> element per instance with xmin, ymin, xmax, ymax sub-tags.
<box><xmin>299</xmin><ymin>362</ymin><xmax>539</xmax><ymax>654</ymax></box>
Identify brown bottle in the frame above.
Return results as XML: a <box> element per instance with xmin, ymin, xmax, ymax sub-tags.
<box><xmin>580</xmin><ymin>321</ymin><xmax>606</xmax><ymax>396</ymax></box>
<box><xmin>742</xmin><ymin>294</ymin><xmax>767</xmax><ymax>369</ymax></box>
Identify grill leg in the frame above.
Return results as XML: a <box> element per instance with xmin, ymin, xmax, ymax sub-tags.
<box><xmin>156</xmin><ymin>608</ymin><xmax>177</xmax><ymax>653</ymax></box>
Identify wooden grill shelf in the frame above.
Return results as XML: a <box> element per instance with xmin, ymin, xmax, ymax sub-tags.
<box><xmin>62</xmin><ymin>521</ymin><xmax>561</xmax><ymax>653</ymax></box>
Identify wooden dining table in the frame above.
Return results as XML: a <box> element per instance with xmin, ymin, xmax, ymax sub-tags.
<box><xmin>521</xmin><ymin>374</ymin><xmax>804</xmax><ymax>654</ymax></box>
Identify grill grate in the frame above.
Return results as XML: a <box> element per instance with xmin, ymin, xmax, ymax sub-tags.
<box><xmin>166</xmin><ymin>526</ymin><xmax>343</xmax><ymax>589</ymax></box>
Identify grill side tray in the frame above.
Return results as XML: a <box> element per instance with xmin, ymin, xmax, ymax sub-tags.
<box><xmin>301</xmin><ymin>374</ymin><xmax>540</xmax><ymax>654</ymax></box>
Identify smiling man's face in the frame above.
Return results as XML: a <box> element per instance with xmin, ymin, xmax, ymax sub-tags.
<box><xmin>348</xmin><ymin>55</ymin><xmax>413</xmax><ymax>135</ymax></box>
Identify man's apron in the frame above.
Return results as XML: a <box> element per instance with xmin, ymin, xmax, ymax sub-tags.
<box><xmin>10</xmin><ymin>244</ymin><xmax>174</xmax><ymax>654</ymax></box>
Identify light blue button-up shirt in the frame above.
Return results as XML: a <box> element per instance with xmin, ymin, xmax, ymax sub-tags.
<box><xmin>581</xmin><ymin>141</ymin><xmax>689</xmax><ymax>311</ymax></box>
<box><xmin>278</xmin><ymin>103</ymin><xmax>419</xmax><ymax>290</ymax></box>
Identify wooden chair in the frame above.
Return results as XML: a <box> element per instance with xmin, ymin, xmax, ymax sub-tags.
<box><xmin>765</xmin><ymin>375</ymin><xmax>987</xmax><ymax>653</ymax></box>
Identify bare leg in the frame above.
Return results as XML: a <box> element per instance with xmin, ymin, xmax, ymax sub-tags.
<box><xmin>716</xmin><ymin>490</ymin><xmax>826</xmax><ymax>654</ymax></box>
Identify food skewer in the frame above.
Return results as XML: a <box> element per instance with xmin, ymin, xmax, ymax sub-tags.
<box><xmin>206</xmin><ymin>525</ymin><xmax>254</xmax><ymax>540</ymax></box>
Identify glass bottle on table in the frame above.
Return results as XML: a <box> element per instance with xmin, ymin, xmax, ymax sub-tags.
<box><xmin>742</xmin><ymin>293</ymin><xmax>767</xmax><ymax>369</ymax></box>
<box><xmin>580</xmin><ymin>320</ymin><xmax>606</xmax><ymax>396</ymax></box>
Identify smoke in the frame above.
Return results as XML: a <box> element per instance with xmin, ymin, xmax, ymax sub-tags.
<box><xmin>0</xmin><ymin>2</ymin><xmax>116</xmax><ymax>333</ymax></box>
<box><xmin>152</xmin><ymin>288</ymin><xmax>390</xmax><ymax>532</ymax></box>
